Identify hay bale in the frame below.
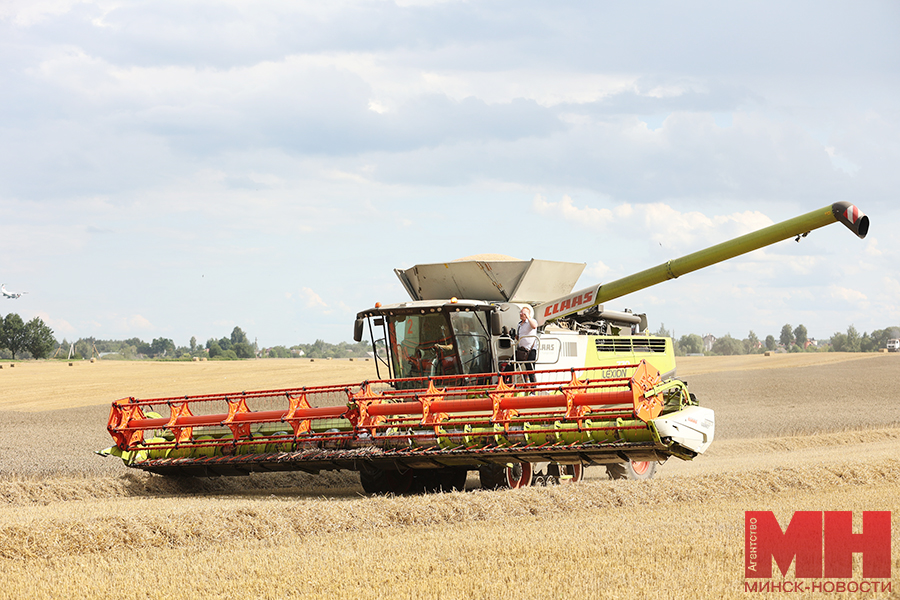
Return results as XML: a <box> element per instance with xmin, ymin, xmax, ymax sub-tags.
<box><xmin>192</xmin><ymin>357</ymin><xmax>199</xmax><ymax>362</ymax></box>
<box><xmin>68</xmin><ymin>362</ymin><xmax>73</xmax><ymax>367</ymax></box>
<box><xmin>764</xmin><ymin>351</ymin><xmax>772</xmax><ymax>357</ymax></box>
<box><xmin>90</xmin><ymin>357</ymin><xmax>96</xmax><ymax>363</ymax></box>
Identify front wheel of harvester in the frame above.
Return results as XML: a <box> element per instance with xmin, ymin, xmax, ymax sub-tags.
<box><xmin>479</xmin><ymin>464</ymin><xmax>506</xmax><ymax>489</ymax></box>
<box><xmin>605</xmin><ymin>460</ymin><xmax>656</xmax><ymax>481</ymax></box>
<box><xmin>359</xmin><ymin>464</ymin><xmax>414</xmax><ymax>495</ymax></box>
<box><xmin>557</xmin><ymin>463</ymin><xmax>583</xmax><ymax>483</ymax></box>
<box><xmin>505</xmin><ymin>462</ymin><xmax>533</xmax><ymax>489</ymax></box>
<box><xmin>413</xmin><ymin>468</ymin><xmax>468</xmax><ymax>493</ymax></box>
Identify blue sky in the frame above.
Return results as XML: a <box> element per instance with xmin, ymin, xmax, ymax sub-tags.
<box><xmin>1</xmin><ymin>0</ymin><xmax>897</xmax><ymax>348</ymax></box>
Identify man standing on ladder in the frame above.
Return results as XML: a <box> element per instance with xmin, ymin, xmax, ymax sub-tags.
<box><xmin>516</xmin><ymin>305</ymin><xmax>538</xmax><ymax>383</ymax></box>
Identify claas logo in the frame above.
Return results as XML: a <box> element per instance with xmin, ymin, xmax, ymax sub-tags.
<box><xmin>745</xmin><ymin>511</ymin><xmax>891</xmax><ymax>579</ymax></box>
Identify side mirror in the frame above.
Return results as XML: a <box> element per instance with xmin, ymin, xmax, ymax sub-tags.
<box><xmin>353</xmin><ymin>318</ymin><xmax>365</xmax><ymax>342</ymax></box>
<box><xmin>490</xmin><ymin>311</ymin><xmax>501</xmax><ymax>336</ymax></box>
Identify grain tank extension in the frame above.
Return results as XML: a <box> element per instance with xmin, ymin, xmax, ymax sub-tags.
<box><xmin>101</xmin><ymin>203</ymin><xmax>868</xmax><ymax>493</ymax></box>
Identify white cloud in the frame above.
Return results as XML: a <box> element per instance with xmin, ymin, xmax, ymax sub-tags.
<box><xmin>533</xmin><ymin>194</ymin><xmax>614</xmax><ymax>228</ymax></box>
<box><xmin>129</xmin><ymin>315</ymin><xmax>153</xmax><ymax>329</ymax></box>
<box><xmin>300</xmin><ymin>287</ymin><xmax>328</xmax><ymax>309</ymax></box>
<box><xmin>534</xmin><ymin>195</ymin><xmax>775</xmax><ymax>252</ymax></box>
<box><xmin>828</xmin><ymin>285</ymin><xmax>868</xmax><ymax>304</ymax></box>
<box><xmin>585</xmin><ymin>261</ymin><xmax>611</xmax><ymax>279</ymax></box>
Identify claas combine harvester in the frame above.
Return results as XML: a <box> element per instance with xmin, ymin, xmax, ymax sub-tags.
<box><xmin>101</xmin><ymin>203</ymin><xmax>868</xmax><ymax>493</ymax></box>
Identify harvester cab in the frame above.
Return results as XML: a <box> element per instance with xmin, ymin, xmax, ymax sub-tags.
<box><xmin>102</xmin><ymin>202</ymin><xmax>869</xmax><ymax>494</ymax></box>
<box><xmin>354</xmin><ymin>259</ymin><xmax>665</xmax><ymax>388</ymax></box>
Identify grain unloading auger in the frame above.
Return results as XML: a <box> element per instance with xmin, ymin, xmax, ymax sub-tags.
<box><xmin>101</xmin><ymin>202</ymin><xmax>868</xmax><ymax>493</ymax></box>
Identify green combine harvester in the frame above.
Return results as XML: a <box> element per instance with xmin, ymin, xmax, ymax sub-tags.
<box><xmin>102</xmin><ymin>202</ymin><xmax>868</xmax><ymax>493</ymax></box>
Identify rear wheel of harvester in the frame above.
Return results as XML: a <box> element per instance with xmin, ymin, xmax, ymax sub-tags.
<box><xmin>505</xmin><ymin>462</ymin><xmax>533</xmax><ymax>489</ymax></box>
<box><xmin>546</xmin><ymin>463</ymin><xmax>583</xmax><ymax>484</ymax></box>
<box><xmin>412</xmin><ymin>468</ymin><xmax>468</xmax><ymax>493</ymax></box>
<box><xmin>359</xmin><ymin>464</ymin><xmax>414</xmax><ymax>495</ymax></box>
<box><xmin>605</xmin><ymin>460</ymin><xmax>656</xmax><ymax>481</ymax></box>
<box><xmin>558</xmin><ymin>463</ymin><xmax>583</xmax><ymax>483</ymax></box>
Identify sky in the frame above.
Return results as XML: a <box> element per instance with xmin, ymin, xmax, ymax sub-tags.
<box><xmin>1</xmin><ymin>0</ymin><xmax>898</xmax><ymax>348</ymax></box>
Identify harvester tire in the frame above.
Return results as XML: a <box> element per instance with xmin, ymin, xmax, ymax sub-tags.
<box><xmin>412</xmin><ymin>468</ymin><xmax>468</xmax><ymax>493</ymax></box>
<box><xmin>605</xmin><ymin>460</ymin><xmax>656</xmax><ymax>481</ymax></box>
<box><xmin>550</xmin><ymin>463</ymin><xmax>583</xmax><ymax>483</ymax></box>
<box><xmin>505</xmin><ymin>462</ymin><xmax>533</xmax><ymax>489</ymax></box>
<box><xmin>359</xmin><ymin>464</ymin><xmax>414</xmax><ymax>495</ymax></box>
<box><xmin>478</xmin><ymin>464</ymin><xmax>507</xmax><ymax>489</ymax></box>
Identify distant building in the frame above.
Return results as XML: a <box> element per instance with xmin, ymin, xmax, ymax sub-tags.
<box><xmin>702</xmin><ymin>334</ymin><xmax>716</xmax><ymax>352</ymax></box>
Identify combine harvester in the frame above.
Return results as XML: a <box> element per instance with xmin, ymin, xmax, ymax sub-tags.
<box><xmin>101</xmin><ymin>203</ymin><xmax>868</xmax><ymax>493</ymax></box>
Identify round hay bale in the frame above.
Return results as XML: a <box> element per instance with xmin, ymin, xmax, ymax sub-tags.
<box><xmin>192</xmin><ymin>356</ymin><xmax>199</xmax><ymax>362</ymax></box>
<box><xmin>90</xmin><ymin>357</ymin><xmax>96</xmax><ymax>363</ymax></box>
<box><xmin>68</xmin><ymin>362</ymin><xmax>73</xmax><ymax>367</ymax></box>
<box><xmin>764</xmin><ymin>351</ymin><xmax>772</xmax><ymax>357</ymax></box>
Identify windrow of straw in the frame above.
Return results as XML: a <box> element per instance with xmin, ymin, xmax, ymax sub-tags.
<box><xmin>2</xmin><ymin>458</ymin><xmax>898</xmax><ymax>560</ymax></box>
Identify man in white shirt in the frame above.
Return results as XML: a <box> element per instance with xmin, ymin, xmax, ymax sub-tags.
<box><xmin>516</xmin><ymin>305</ymin><xmax>538</xmax><ymax>383</ymax></box>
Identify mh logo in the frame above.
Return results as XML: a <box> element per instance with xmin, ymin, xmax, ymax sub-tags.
<box><xmin>745</xmin><ymin>511</ymin><xmax>891</xmax><ymax>579</ymax></box>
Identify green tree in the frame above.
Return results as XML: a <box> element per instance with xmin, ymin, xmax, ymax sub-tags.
<box><xmin>765</xmin><ymin>335</ymin><xmax>776</xmax><ymax>351</ymax></box>
<box><xmin>830</xmin><ymin>332</ymin><xmax>847</xmax><ymax>352</ymax></box>
<box><xmin>677</xmin><ymin>333</ymin><xmax>704</xmax><ymax>355</ymax></box>
<box><xmin>860</xmin><ymin>332</ymin><xmax>876</xmax><ymax>352</ymax></box>
<box><xmin>0</xmin><ymin>313</ymin><xmax>27</xmax><ymax>359</ymax></box>
<box><xmin>231</xmin><ymin>326</ymin><xmax>249</xmax><ymax>346</ymax></box>
<box><xmin>266</xmin><ymin>346</ymin><xmax>292</xmax><ymax>358</ymax></box>
<box><xmin>207</xmin><ymin>340</ymin><xmax>223</xmax><ymax>358</ymax></box>
<box><xmin>845</xmin><ymin>324</ymin><xmax>861</xmax><ymax>352</ymax></box>
<box><xmin>190</xmin><ymin>336</ymin><xmax>197</xmax><ymax>354</ymax></box>
<box><xmin>655</xmin><ymin>323</ymin><xmax>671</xmax><ymax>338</ymax></box>
<box><xmin>779</xmin><ymin>324</ymin><xmax>794</xmax><ymax>348</ymax></box>
<box><xmin>711</xmin><ymin>334</ymin><xmax>744</xmax><ymax>356</ymax></box>
<box><xmin>150</xmin><ymin>337</ymin><xmax>175</xmax><ymax>358</ymax></box>
<box><xmin>25</xmin><ymin>317</ymin><xmax>56</xmax><ymax>359</ymax></box>
<box><xmin>745</xmin><ymin>331</ymin><xmax>761</xmax><ymax>354</ymax></box>
<box><xmin>233</xmin><ymin>342</ymin><xmax>255</xmax><ymax>359</ymax></box>
<box><xmin>793</xmin><ymin>324</ymin><xmax>808</xmax><ymax>348</ymax></box>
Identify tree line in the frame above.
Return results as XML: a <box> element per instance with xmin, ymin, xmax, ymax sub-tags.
<box><xmin>662</xmin><ymin>323</ymin><xmax>900</xmax><ymax>356</ymax></box>
<box><xmin>53</xmin><ymin>326</ymin><xmax>371</xmax><ymax>361</ymax></box>
<box><xmin>5</xmin><ymin>311</ymin><xmax>896</xmax><ymax>361</ymax></box>
<box><xmin>0</xmin><ymin>313</ymin><xmax>56</xmax><ymax>359</ymax></box>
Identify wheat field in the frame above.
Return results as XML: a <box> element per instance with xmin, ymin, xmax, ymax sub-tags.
<box><xmin>1</xmin><ymin>354</ymin><xmax>898</xmax><ymax>599</ymax></box>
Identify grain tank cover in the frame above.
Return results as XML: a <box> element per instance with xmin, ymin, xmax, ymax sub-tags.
<box><xmin>395</xmin><ymin>256</ymin><xmax>586</xmax><ymax>303</ymax></box>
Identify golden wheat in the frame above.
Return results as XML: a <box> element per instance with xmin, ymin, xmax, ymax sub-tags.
<box><xmin>0</xmin><ymin>353</ymin><xmax>898</xmax><ymax>600</ymax></box>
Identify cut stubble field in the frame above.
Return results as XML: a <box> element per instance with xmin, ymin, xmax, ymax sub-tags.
<box><xmin>1</xmin><ymin>354</ymin><xmax>899</xmax><ymax>599</ymax></box>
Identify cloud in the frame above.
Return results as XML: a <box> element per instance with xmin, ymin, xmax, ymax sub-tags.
<box><xmin>828</xmin><ymin>285</ymin><xmax>868</xmax><ymax>305</ymax></box>
<box><xmin>129</xmin><ymin>315</ymin><xmax>152</xmax><ymax>329</ymax></box>
<box><xmin>534</xmin><ymin>195</ymin><xmax>775</xmax><ymax>251</ymax></box>
<box><xmin>300</xmin><ymin>287</ymin><xmax>328</xmax><ymax>310</ymax></box>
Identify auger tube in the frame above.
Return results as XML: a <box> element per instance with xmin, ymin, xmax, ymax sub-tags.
<box><xmin>535</xmin><ymin>202</ymin><xmax>869</xmax><ymax>325</ymax></box>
